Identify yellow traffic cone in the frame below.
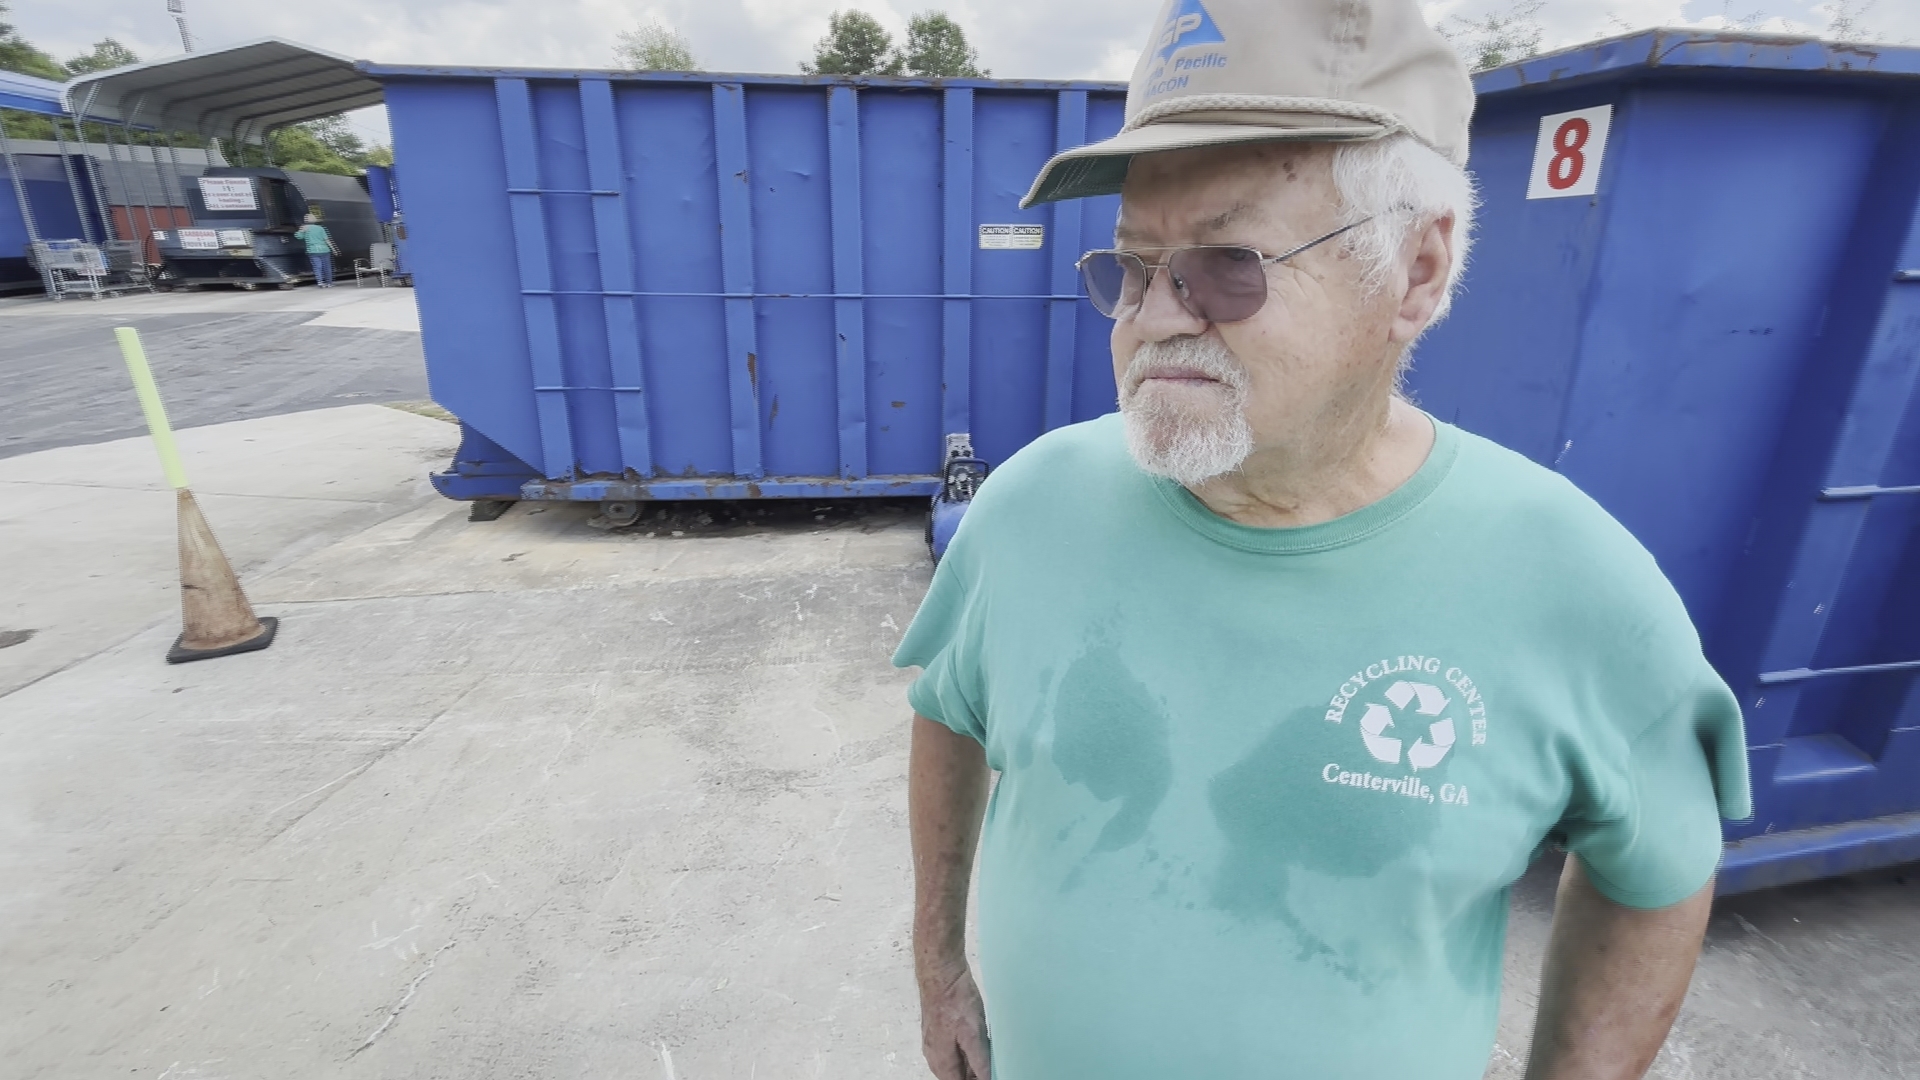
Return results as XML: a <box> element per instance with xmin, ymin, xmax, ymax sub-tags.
<box><xmin>115</xmin><ymin>327</ymin><xmax>278</xmax><ymax>664</ymax></box>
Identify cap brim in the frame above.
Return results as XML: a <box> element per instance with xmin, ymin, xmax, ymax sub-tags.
<box><xmin>1020</xmin><ymin>120</ymin><xmax>1390</xmax><ymax>208</ymax></box>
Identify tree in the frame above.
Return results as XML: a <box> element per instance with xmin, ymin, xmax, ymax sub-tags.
<box><xmin>1824</xmin><ymin>0</ymin><xmax>1884</xmax><ymax>41</ymax></box>
<box><xmin>0</xmin><ymin>0</ymin><xmax>65</xmax><ymax>81</ymax></box>
<box><xmin>65</xmin><ymin>37</ymin><xmax>140</xmax><ymax>76</ymax></box>
<box><xmin>801</xmin><ymin>10</ymin><xmax>902</xmax><ymax>76</ymax></box>
<box><xmin>1436</xmin><ymin>0</ymin><xmax>1544</xmax><ymax>72</ymax></box>
<box><xmin>615</xmin><ymin>22</ymin><xmax>697</xmax><ymax>71</ymax></box>
<box><xmin>897</xmin><ymin>12</ymin><xmax>987</xmax><ymax>77</ymax></box>
<box><xmin>226</xmin><ymin>115</ymin><xmax>392</xmax><ymax>177</ymax></box>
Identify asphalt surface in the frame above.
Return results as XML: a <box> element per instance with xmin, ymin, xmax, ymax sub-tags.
<box><xmin>0</xmin><ymin>289</ymin><xmax>1915</xmax><ymax>1078</ymax></box>
<box><xmin>0</xmin><ymin>304</ymin><xmax>429</xmax><ymax>459</ymax></box>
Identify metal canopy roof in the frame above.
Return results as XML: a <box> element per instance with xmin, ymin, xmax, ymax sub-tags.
<box><xmin>63</xmin><ymin>38</ymin><xmax>383</xmax><ymax>144</ymax></box>
<box><xmin>0</xmin><ymin>69</ymin><xmax>66</xmax><ymax>117</ymax></box>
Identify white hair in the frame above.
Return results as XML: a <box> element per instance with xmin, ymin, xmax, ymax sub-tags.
<box><xmin>1329</xmin><ymin>134</ymin><xmax>1479</xmax><ymax>325</ymax></box>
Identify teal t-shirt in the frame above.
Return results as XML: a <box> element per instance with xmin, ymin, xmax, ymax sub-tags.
<box><xmin>893</xmin><ymin>413</ymin><xmax>1751</xmax><ymax>1080</ymax></box>
<box><xmin>293</xmin><ymin>223</ymin><xmax>332</xmax><ymax>255</ymax></box>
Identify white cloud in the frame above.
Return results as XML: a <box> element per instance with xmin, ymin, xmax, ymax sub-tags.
<box><xmin>18</xmin><ymin>0</ymin><xmax>1915</xmax><ymax>82</ymax></box>
<box><xmin>9</xmin><ymin>0</ymin><xmax>1915</xmax><ymax>145</ymax></box>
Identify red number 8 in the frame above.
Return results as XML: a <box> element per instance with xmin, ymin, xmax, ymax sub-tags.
<box><xmin>1547</xmin><ymin>118</ymin><xmax>1590</xmax><ymax>191</ymax></box>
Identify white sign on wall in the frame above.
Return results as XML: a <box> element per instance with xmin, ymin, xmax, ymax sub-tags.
<box><xmin>978</xmin><ymin>224</ymin><xmax>1044</xmax><ymax>250</ymax></box>
<box><xmin>197</xmin><ymin>175</ymin><xmax>258</xmax><ymax>211</ymax></box>
<box><xmin>1526</xmin><ymin>105</ymin><xmax>1613</xmax><ymax>200</ymax></box>
<box><xmin>177</xmin><ymin>229</ymin><xmax>220</xmax><ymax>250</ymax></box>
<box><xmin>217</xmin><ymin>229</ymin><xmax>251</xmax><ymax>247</ymax></box>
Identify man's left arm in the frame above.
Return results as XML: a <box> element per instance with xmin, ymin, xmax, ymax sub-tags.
<box><xmin>1523</xmin><ymin>855</ymin><xmax>1714</xmax><ymax>1080</ymax></box>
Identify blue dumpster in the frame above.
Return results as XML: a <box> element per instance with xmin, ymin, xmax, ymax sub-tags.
<box><xmin>0</xmin><ymin>153</ymin><xmax>109</xmax><ymax>294</ymax></box>
<box><xmin>361</xmin><ymin>63</ymin><xmax>1125</xmax><ymax>542</ymax></box>
<box><xmin>1411</xmin><ymin>31</ymin><xmax>1920</xmax><ymax>892</ymax></box>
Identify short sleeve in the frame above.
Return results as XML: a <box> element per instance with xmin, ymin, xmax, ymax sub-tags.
<box><xmin>1559</xmin><ymin>679</ymin><xmax>1753</xmax><ymax>909</ymax></box>
<box><xmin>892</xmin><ymin>533</ymin><xmax>989</xmax><ymax>746</ymax></box>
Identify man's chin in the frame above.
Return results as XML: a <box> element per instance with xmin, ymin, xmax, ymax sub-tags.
<box><xmin>1121</xmin><ymin>410</ymin><xmax>1253</xmax><ymax>486</ymax></box>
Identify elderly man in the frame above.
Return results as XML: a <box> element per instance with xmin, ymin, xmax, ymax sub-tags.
<box><xmin>894</xmin><ymin>0</ymin><xmax>1751</xmax><ymax>1077</ymax></box>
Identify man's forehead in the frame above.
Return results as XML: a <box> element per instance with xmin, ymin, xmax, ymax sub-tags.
<box><xmin>1115</xmin><ymin>200</ymin><xmax>1267</xmax><ymax>242</ymax></box>
<box><xmin>1115</xmin><ymin>145</ymin><xmax>1335</xmax><ymax>242</ymax></box>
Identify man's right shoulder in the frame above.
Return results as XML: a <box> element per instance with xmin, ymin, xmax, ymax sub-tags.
<box><xmin>966</xmin><ymin>413</ymin><xmax>1129</xmax><ymax>515</ymax></box>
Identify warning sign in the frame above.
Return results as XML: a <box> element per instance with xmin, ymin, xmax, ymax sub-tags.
<box><xmin>197</xmin><ymin>175</ymin><xmax>257</xmax><ymax>211</ymax></box>
<box><xmin>978</xmin><ymin>224</ymin><xmax>1044</xmax><ymax>250</ymax></box>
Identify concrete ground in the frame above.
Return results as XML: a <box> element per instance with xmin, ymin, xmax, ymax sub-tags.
<box><xmin>0</xmin><ymin>285</ymin><xmax>426</xmax><ymax>459</ymax></box>
<box><xmin>0</xmin><ymin>288</ymin><xmax>1914</xmax><ymax>1079</ymax></box>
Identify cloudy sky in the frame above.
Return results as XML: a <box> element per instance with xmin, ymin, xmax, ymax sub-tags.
<box><xmin>9</xmin><ymin>0</ymin><xmax>1915</xmax><ymax>145</ymax></box>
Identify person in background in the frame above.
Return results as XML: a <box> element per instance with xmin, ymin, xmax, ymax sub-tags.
<box><xmin>293</xmin><ymin>213</ymin><xmax>338</xmax><ymax>288</ymax></box>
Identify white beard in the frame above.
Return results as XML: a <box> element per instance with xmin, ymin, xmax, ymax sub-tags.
<box><xmin>1118</xmin><ymin>336</ymin><xmax>1254</xmax><ymax>486</ymax></box>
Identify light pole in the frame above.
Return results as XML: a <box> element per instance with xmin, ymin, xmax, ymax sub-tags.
<box><xmin>166</xmin><ymin>0</ymin><xmax>194</xmax><ymax>53</ymax></box>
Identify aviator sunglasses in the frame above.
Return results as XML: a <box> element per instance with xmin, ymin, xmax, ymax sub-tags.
<box><xmin>1076</xmin><ymin>216</ymin><xmax>1377</xmax><ymax>324</ymax></box>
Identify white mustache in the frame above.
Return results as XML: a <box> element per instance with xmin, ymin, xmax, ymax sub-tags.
<box><xmin>1118</xmin><ymin>335</ymin><xmax>1255</xmax><ymax>485</ymax></box>
<box><xmin>1121</xmin><ymin>336</ymin><xmax>1250</xmax><ymax>399</ymax></box>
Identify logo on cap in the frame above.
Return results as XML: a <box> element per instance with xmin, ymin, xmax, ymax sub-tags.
<box><xmin>1145</xmin><ymin>0</ymin><xmax>1228</xmax><ymax>98</ymax></box>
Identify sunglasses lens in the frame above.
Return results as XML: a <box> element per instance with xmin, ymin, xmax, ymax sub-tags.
<box><xmin>1169</xmin><ymin>247</ymin><xmax>1269</xmax><ymax>323</ymax></box>
<box><xmin>1079</xmin><ymin>251</ymin><xmax>1144</xmax><ymax>319</ymax></box>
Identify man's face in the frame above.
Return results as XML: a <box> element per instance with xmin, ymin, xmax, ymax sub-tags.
<box><xmin>1110</xmin><ymin>143</ymin><xmax>1407</xmax><ymax>485</ymax></box>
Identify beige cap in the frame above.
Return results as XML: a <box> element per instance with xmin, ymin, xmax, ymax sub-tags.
<box><xmin>1022</xmin><ymin>0</ymin><xmax>1474</xmax><ymax>207</ymax></box>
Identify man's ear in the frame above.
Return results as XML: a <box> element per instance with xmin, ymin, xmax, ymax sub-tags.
<box><xmin>1389</xmin><ymin>213</ymin><xmax>1455</xmax><ymax>346</ymax></box>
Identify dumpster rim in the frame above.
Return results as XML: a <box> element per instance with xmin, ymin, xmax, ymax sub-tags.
<box><xmin>357</xmin><ymin>61</ymin><xmax>1125</xmax><ymax>95</ymax></box>
<box><xmin>1472</xmin><ymin>28</ymin><xmax>1920</xmax><ymax>98</ymax></box>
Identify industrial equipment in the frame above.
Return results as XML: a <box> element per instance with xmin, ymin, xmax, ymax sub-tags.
<box><xmin>153</xmin><ymin>166</ymin><xmax>378</xmax><ymax>290</ymax></box>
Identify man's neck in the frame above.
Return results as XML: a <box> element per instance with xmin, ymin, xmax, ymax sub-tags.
<box><xmin>1185</xmin><ymin>396</ymin><xmax>1436</xmax><ymax>529</ymax></box>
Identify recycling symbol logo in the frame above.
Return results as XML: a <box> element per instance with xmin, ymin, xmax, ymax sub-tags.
<box><xmin>1358</xmin><ymin>681</ymin><xmax>1458</xmax><ymax>771</ymax></box>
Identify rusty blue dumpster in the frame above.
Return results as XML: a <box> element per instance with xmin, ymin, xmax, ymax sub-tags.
<box><xmin>1410</xmin><ymin>31</ymin><xmax>1920</xmax><ymax>892</ymax></box>
<box><xmin>361</xmin><ymin>63</ymin><xmax>1125</xmax><ymax>541</ymax></box>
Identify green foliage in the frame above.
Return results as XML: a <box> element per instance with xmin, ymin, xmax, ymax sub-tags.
<box><xmin>897</xmin><ymin>12</ymin><xmax>987</xmax><ymax>77</ymax></box>
<box><xmin>64</xmin><ymin>37</ymin><xmax>139</xmax><ymax>75</ymax></box>
<box><xmin>801</xmin><ymin>10</ymin><xmax>902</xmax><ymax>76</ymax></box>
<box><xmin>0</xmin><ymin>0</ymin><xmax>65</xmax><ymax>80</ymax></box>
<box><xmin>227</xmin><ymin>115</ymin><xmax>391</xmax><ymax>176</ymax></box>
<box><xmin>1437</xmin><ymin>0</ymin><xmax>1544</xmax><ymax>72</ymax></box>
<box><xmin>1</xmin><ymin>110</ymin><xmax>55</xmax><ymax>140</ymax></box>
<box><xmin>615</xmin><ymin>22</ymin><xmax>697</xmax><ymax>71</ymax></box>
<box><xmin>800</xmin><ymin>9</ymin><xmax>990</xmax><ymax>78</ymax></box>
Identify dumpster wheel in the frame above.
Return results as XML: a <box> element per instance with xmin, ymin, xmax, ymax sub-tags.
<box><xmin>598</xmin><ymin>500</ymin><xmax>643</xmax><ymax>528</ymax></box>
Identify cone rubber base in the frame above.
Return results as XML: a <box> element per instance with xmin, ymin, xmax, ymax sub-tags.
<box><xmin>167</xmin><ymin>616</ymin><xmax>278</xmax><ymax>665</ymax></box>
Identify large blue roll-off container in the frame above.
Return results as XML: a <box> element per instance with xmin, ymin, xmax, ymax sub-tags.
<box><xmin>362</xmin><ymin>63</ymin><xmax>1125</xmax><ymax>536</ymax></box>
<box><xmin>372</xmin><ymin>33</ymin><xmax>1920</xmax><ymax>891</ymax></box>
<box><xmin>1412</xmin><ymin>32</ymin><xmax>1920</xmax><ymax>893</ymax></box>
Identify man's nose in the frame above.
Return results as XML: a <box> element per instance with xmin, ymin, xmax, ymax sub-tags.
<box><xmin>1131</xmin><ymin>262</ymin><xmax>1209</xmax><ymax>342</ymax></box>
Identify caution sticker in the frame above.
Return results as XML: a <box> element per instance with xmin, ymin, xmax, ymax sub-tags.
<box><xmin>979</xmin><ymin>224</ymin><xmax>1044</xmax><ymax>250</ymax></box>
